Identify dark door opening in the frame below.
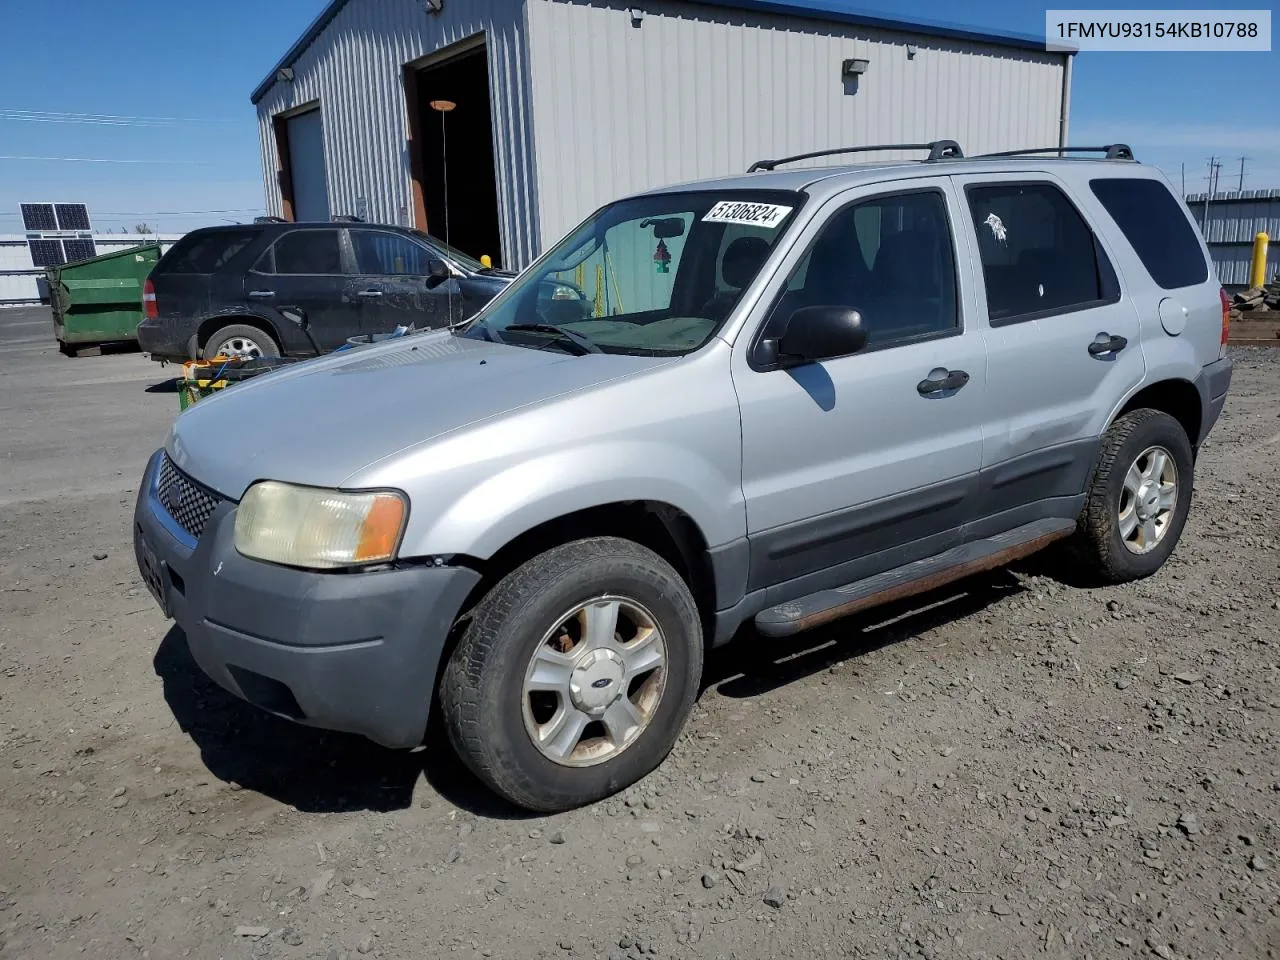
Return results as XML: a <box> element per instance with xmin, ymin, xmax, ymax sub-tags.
<box><xmin>409</xmin><ymin>42</ymin><xmax>503</xmax><ymax>268</ymax></box>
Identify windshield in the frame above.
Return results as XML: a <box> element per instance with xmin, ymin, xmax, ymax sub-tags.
<box><xmin>411</xmin><ymin>230</ymin><xmax>487</xmax><ymax>273</ymax></box>
<box><xmin>462</xmin><ymin>189</ymin><xmax>804</xmax><ymax>356</ymax></box>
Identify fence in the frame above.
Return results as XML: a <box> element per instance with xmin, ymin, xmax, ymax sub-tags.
<box><xmin>0</xmin><ymin>235</ymin><xmax>183</xmax><ymax>305</ymax></box>
<box><xmin>1186</xmin><ymin>189</ymin><xmax>1280</xmax><ymax>289</ymax></box>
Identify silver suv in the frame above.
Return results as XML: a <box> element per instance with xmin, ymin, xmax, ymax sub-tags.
<box><xmin>133</xmin><ymin>141</ymin><xmax>1233</xmax><ymax>812</ymax></box>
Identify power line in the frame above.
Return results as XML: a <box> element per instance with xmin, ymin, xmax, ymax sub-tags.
<box><xmin>0</xmin><ymin>108</ymin><xmax>239</xmax><ymax>126</ymax></box>
<box><xmin>0</xmin><ymin>155</ymin><xmax>212</xmax><ymax>165</ymax></box>
<box><xmin>0</xmin><ymin>208</ymin><xmax>264</xmax><ymax>217</ymax></box>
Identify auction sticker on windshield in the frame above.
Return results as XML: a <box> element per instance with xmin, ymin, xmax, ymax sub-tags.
<box><xmin>702</xmin><ymin>201</ymin><xmax>793</xmax><ymax>228</ymax></box>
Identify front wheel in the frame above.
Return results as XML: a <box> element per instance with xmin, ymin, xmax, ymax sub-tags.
<box><xmin>440</xmin><ymin>537</ymin><xmax>703</xmax><ymax>812</ymax></box>
<box><xmin>1072</xmin><ymin>408</ymin><xmax>1195</xmax><ymax>584</ymax></box>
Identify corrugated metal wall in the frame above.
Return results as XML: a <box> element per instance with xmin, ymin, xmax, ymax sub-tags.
<box><xmin>525</xmin><ymin>0</ymin><xmax>1067</xmax><ymax>247</ymax></box>
<box><xmin>1186</xmin><ymin>190</ymin><xmax>1280</xmax><ymax>287</ymax></box>
<box><xmin>254</xmin><ymin>0</ymin><xmax>540</xmax><ymax>267</ymax></box>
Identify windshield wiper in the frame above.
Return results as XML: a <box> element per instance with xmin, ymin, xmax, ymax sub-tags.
<box><xmin>505</xmin><ymin>323</ymin><xmax>602</xmax><ymax>355</ymax></box>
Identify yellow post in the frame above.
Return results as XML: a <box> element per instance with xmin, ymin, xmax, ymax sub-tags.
<box><xmin>1250</xmin><ymin>232</ymin><xmax>1269</xmax><ymax>289</ymax></box>
<box><xmin>480</xmin><ymin>254</ymin><xmax>493</xmax><ymax>269</ymax></box>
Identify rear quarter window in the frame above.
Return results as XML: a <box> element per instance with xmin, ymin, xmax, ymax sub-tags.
<box><xmin>1089</xmin><ymin>178</ymin><xmax>1209</xmax><ymax>290</ymax></box>
<box><xmin>157</xmin><ymin>231</ymin><xmax>259</xmax><ymax>274</ymax></box>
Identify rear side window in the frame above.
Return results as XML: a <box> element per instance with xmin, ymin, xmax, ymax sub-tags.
<box><xmin>967</xmin><ymin>182</ymin><xmax>1118</xmax><ymax>324</ymax></box>
<box><xmin>159</xmin><ymin>231</ymin><xmax>258</xmax><ymax>274</ymax></box>
<box><xmin>1090</xmin><ymin>178</ymin><xmax>1209</xmax><ymax>290</ymax></box>
<box><xmin>269</xmin><ymin>230</ymin><xmax>343</xmax><ymax>275</ymax></box>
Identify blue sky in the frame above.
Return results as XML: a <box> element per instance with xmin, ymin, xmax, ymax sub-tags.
<box><xmin>0</xmin><ymin>0</ymin><xmax>1275</xmax><ymax>235</ymax></box>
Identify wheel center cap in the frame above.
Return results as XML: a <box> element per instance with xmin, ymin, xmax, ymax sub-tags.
<box><xmin>569</xmin><ymin>649</ymin><xmax>626</xmax><ymax>713</ymax></box>
<box><xmin>1136</xmin><ymin>481</ymin><xmax>1161</xmax><ymax>520</ymax></box>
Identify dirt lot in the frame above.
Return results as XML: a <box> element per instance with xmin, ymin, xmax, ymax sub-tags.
<box><xmin>2</xmin><ymin>304</ymin><xmax>1277</xmax><ymax>960</ymax></box>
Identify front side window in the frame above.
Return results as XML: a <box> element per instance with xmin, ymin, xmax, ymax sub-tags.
<box><xmin>766</xmin><ymin>190</ymin><xmax>958</xmax><ymax>349</ymax></box>
<box><xmin>269</xmin><ymin>230</ymin><xmax>343</xmax><ymax>275</ymax></box>
<box><xmin>967</xmin><ymin>182</ymin><xmax>1117</xmax><ymax>323</ymax></box>
<box><xmin>351</xmin><ymin>230</ymin><xmax>430</xmax><ymax>276</ymax></box>
<box><xmin>464</xmin><ymin>190</ymin><xmax>804</xmax><ymax>356</ymax></box>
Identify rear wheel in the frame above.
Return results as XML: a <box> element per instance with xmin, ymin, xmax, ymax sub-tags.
<box><xmin>202</xmin><ymin>323</ymin><xmax>279</xmax><ymax>361</ymax></box>
<box><xmin>440</xmin><ymin>537</ymin><xmax>702</xmax><ymax>812</ymax></box>
<box><xmin>1072</xmin><ymin>409</ymin><xmax>1194</xmax><ymax>583</ymax></box>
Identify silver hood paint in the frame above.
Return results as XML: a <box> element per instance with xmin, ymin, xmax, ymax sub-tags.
<box><xmin>166</xmin><ymin>331</ymin><xmax>672</xmax><ymax>499</ymax></box>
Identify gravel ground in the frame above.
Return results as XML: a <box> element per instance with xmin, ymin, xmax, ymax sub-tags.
<box><xmin>1</xmin><ymin>307</ymin><xmax>1277</xmax><ymax>960</ymax></box>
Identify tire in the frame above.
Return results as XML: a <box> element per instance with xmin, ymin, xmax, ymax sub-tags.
<box><xmin>202</xmin><ymin>323</ymin><xmax>280</xmax><ymax>361</ymax></box>
<box><xmin>440</xmin><ymin>537</ymin><xmax>703</xmax><ymax>813</ymax></box>
<box><xmin>1072</xmin><ymin>409</ymin><xmax>1195</xmax><ymax>584</ymax></box>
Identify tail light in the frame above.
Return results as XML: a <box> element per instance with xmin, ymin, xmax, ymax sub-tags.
<box><xmin>1219</xmin><ymin>287</ymin><xmax>1231</xmax><ymax>356</ymax></box>
<box><xmin>143</xmin><ymin>277</ymin><xmax>158</xmax><ymax>319</ymax></box>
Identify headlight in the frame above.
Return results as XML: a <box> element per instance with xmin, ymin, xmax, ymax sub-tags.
<box><xmin>234</xmin><ymin>481</ymin><xmax>407</xmax><ymax>569</ymax></box>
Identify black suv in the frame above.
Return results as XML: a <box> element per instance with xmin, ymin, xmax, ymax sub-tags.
<box><xmin>137</xmin><ymin>222</ymin><xmax>515</xmax><ymax>362</ymax></box>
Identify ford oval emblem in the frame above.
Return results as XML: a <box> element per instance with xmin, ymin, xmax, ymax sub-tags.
<box><xmin>591</xmin><ymin>677</ymin><xmax>612</xmax><ymax>689</ymax></box>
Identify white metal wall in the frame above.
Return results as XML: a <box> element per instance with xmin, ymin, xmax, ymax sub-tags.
<box><xmin>254</xmin><ymin>0</ymin><xmax>540</xmax><ymax>267</ymax></box>
<box><xmin>525</xmin><ymin>0</ymin><xmax>1068</xmax><ymax>247</ymax></box>
<box><xmin>0</xmin><ymin>236</ymin><xmax>181</xmax><ymax>305</ymax></box>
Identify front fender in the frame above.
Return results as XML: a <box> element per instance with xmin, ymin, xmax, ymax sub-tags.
<box><xmin>399</xmin><ymin>440</ymin><xmax>745</xmax><ymax>560</ymax></box>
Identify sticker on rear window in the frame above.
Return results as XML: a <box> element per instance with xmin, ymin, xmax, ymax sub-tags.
<box><xmin>702</xmin><ymin>201</ymin><xmax>793</xmax><ymax>228</ymax></box>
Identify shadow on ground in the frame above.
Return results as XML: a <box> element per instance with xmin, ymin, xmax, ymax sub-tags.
<box><xmin>154</xmin><ymin>566</ymin><xmax>1040</xmax><ymax>818</ymax></box>
<box><xmin>145</xmin><ymin>378</ymin><xmax>180</xmax><ymax>394</ymax></box>
<box><xmin>153</xmin><ymin>626</ymin><xmax>524</xmax><ymax>819</ymax></box>
<box><xmin>706</xmin><ymin>568</ymin><xmax>1026</xmax><ymax>698</ymax></box>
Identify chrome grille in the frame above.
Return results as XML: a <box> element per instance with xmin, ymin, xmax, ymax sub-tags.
<box><xmin>156</xmin><ymin>454</ymin><xmax>223</xmax><ymax>541</ymax></box>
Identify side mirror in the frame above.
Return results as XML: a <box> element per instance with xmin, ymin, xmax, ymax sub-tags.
<box><xmin>770</xmin><ymin>306</ymin><xmax>867</xmax><ymax>366</ymax></box>
<box><xmin>426</xmin><ymin>258</ymin><xmax>450</xmax><ymax>281</ymax></box>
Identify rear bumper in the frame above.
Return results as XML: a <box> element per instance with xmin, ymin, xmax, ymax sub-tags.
<box><xmin>137</xmin><ymin>318</ymin><xmax>197</xmax><ymax>361</ymax></box>
<box><xmin>132</xmin><ymin>450</ymin><xmax>481</xmax><ymax>748</ymax></box>
<box><xmin>1195</xmin><ymin>356</ymin><xmax>1233</xmax><ymax>446</ymax></box>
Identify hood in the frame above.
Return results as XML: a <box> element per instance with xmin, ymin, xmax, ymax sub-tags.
<box><xmin>167</xmin><ymin>332</ymin><xmax>671</xmax><ymax>498</ymax></box>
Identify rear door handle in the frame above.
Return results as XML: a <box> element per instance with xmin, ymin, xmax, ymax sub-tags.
<box><xmin>1088</xmin><ymin>333</ymin><xmax>1128</xmax><ymax>357</ymax></box>
<box><xmin>247</xmin><ymin>289</ymin><xmax>275</xmax><ymax>299</ymax></box>
<box><xmin>356</xmin><ymin>289</ymin><xmax>383</xmax><ymax>299</ymax></box>
<box><xmin>917</xmin><ymin>368</ymin><xmax>970</xmax><ymax>396</ymax></box>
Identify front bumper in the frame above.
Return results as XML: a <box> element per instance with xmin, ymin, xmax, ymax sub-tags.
<box><xmin>132</xmin><ymin>450</ymin><xmax>481</xmax><ymax>748</ymax></box>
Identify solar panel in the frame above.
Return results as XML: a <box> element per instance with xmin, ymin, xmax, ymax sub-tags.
<box><xmin>21</xmin><ymin>203</ymin><xmax>57</xmax><ymax>231</ymax></box>
<box><xmin>28</xmin><ymin>238</ymin><xmax>66</xmax><ymax>267</ymax></box>
<box><xmin>54</xmin><ymin>203</ymin><xmax>91</xmax><ymax>231</ymax></box>
<box><xmin>62</xmin><ymin>238</ymin><xmax>97</xmax><ymax>262</ymax></box>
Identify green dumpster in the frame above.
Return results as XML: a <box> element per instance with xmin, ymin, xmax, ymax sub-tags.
<box><xmin>48</xmin><ymin>243</ymin><xmax>162</xmax><ymax>355</ymax></box>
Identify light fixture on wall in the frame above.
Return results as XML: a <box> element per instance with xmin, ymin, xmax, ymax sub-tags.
<box><xmin>841</xmin><ymin>58</ymin><xmax>870</xmax><ymax>77</ymax></box>
<box><xmin>276</xmin><ymin>67</ymin><xmax>295</xmax><ymax>82</ymax></box>
<box><xmin>423</xmin><ymin>0</ymin><xmax>444</xmax><ymax>12</ymax></box>
<box><xmin>629</xmin><ymin>6</ymin><xmax>644</xmax><ymax>26</ymax></box>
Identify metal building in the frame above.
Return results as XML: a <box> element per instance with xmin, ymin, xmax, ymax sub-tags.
<box><xmin>252</xmin><ymin>0</ymin><xmax>1072</xmax><ymax>269</ymax></box>
<box><xmin>1185</xmin><ymin>189</ymin><xmax>1280</xmax><ymax>289</ymax></box>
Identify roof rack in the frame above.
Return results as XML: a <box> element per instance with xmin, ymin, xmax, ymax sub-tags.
<box><xmin>974</xmin><ymin>144</ymin><xmax>1136</xmax><ymax>161</ymax></box>
<box><xmin>748</xmin><ymin>140</ymin><xmax>964</xmax><ymax>172</ymax></box>
<box><xmin>253</xmin><ymin>215</ymin><xmax>288</xmax><ymax>224</ymax></box>
<box><xmin>331</xmin><ymin>214</ymin><xmax>365</xmax><ymax>222</ymax></box>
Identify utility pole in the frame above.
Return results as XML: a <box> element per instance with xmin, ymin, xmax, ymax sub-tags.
<box><xmin>1181</xmin><ymin>162</ymin><xmax>1185</xmax><ymax>197</ymax></box>
<box><xmin>1203</xmin><ymin>156</ymin><xmax>1220</xmax><ymax>233</ymax></box>
<box><xmin>1237</xmin><ymin>156</ymin><xmax>1249</xmax><ymax>192</ymax></box>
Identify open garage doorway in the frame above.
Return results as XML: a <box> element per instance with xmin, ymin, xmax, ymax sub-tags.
<box><xmin>407</xmin><ymin>39</ymin><xmax>503</xmax><ymax>268</ymax></box>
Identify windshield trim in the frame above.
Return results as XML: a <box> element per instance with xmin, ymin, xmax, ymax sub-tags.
<box><xmin>460</xmin><ymin>187</ymin><xmax>808</xmax><ymax>357</ymax></box>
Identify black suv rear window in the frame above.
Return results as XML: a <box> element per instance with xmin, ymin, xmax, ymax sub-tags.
<box><xmin>159</xmin><ymin>230</ymin><xmax>258</xmax><ymax>274</ymax></box>
<box><xmin>1089</xmin><ymin>178</ymin><xmax>1209</xmax><ymax>290</ymax></box>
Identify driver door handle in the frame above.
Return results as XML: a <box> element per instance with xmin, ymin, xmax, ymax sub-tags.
<box><xmin>1088</xmin><ymin>333</ymin><xmax>1128</xmax><ymax>357</ymax></box>
<box><xmin>917</xmin><ymin>368</ymin><xmax>970</xmax><ymax>396</ymax></box>
<box><xmin>247</xmin><ymin>289</ymin><xmax>275</xmax><ymax>299</ymax></box>
<box><xmin>356</xmin><ymin>289</ymin><xmax>383</xmax><ymax>299</ymax></box>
